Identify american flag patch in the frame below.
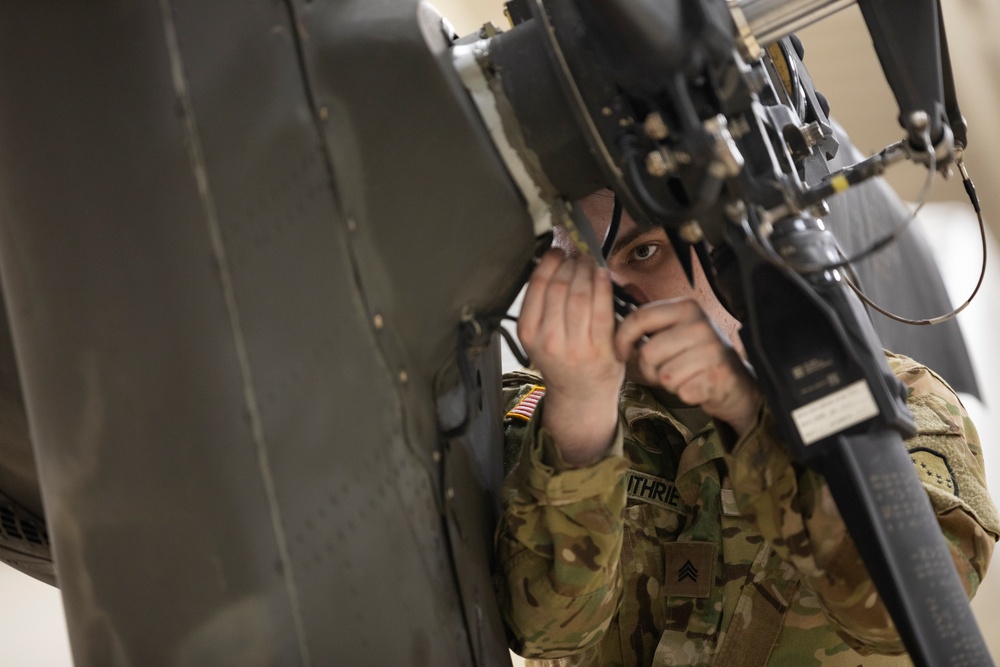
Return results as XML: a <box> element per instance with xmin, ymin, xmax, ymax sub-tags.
<box><xmin>506</xmin><ymin>385</ymin><xmax>545</xmax><ymax>422</ymax></box>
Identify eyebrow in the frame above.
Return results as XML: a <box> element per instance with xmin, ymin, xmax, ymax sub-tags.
<box><xmin>607</xmin><ymin>225</ymin><xmax>654</xmax><ymax>260</ymax></box>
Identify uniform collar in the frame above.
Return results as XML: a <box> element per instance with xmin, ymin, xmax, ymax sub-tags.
<box><xmin>621</xmin><ymin>381</ymin><xmax>714</xmax><ymax>441</ymax></box>
<box><xmin>621</xmin><ymin>381</ymin><xmax>728</xmax><ymax>506</ymax></box>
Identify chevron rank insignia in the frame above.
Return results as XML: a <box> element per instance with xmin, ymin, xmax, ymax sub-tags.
<box><xmin>663</xmin><ymin>541</ymin><xmax>715</xmax><ymax>598</ymax></box>
<box><xmin>506</xmin><ymin>385</ymin><xmax>545</xmax><ymax>422</ymax></box>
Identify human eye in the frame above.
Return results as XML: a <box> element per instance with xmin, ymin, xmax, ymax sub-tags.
<box><xmin>629</xmin><ymin>242</ymin><xmax>660</xmax><ymax>263</ymax></box>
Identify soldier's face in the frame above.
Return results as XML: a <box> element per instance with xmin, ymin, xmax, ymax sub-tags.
<box><xmin>574</xmin><ymin>191</ymin><xmax>744</xmax><ymax>351</ymax></box>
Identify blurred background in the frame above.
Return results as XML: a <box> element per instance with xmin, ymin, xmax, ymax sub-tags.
<box><xmin>2</xmin><ymin>1</ymin><xmax>998</xmax><ymax>664</ymax></box>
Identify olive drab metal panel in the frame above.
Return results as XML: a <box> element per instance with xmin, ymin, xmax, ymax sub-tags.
<box><xmin>0</xmin><ymin>1</ymin><xmax>534</xmax><ymax>664</ymax></box>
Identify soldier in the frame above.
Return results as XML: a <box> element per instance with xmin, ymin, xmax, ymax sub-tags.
<box><xmin>495</xmin><ymin>190</ymin><xmax>999</xmax><ymax>666</ymax></box>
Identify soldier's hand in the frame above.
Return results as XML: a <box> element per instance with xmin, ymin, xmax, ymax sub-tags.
<box><xmin>614</xmin><ymin>297</ymin><xmax>762</xmax><ymax>436</ymax></box>
<box><xmin>518</xmin><ymin>249</ymin><xmax>625</xmax><ymax>466</ymax></box>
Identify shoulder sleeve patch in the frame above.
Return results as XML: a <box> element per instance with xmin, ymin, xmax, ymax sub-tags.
<box><xmin>505</xmin><ymin>385</ymin><xmax>545</xmax><ymax>422</ymax></box>
<box><xmin>910</xmin><ymin>398</ymin><xmax>961</xmax><ymax>435</ymax></box>
<box><xmin>910</xmin><ymin>447</ymin><xmax>958</xmax><ymax>496</ymax></box>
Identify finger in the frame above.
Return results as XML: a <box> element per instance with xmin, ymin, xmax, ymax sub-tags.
<box><xmin>591</xmin><ymin>267</ymin><xmax>615</xmax><ymax>345</ymax></box>
<box><xmin>633</xmin><ymin>320</ymin><xmax>704</xmax><ymax>377</ymax></box>
<box><xmin>672</xmin><ymin>370</ymin><xmax>718</xmax><ymax>407</ymax></box>
<box><xmin>614</xmin><ymin>298</ymin><xmax>699</xmax><ymax>361</ymax></box>
<box><xmin>565</xmin><ymin>256</ymin><xmax>595</xmax><ymax>342</ymax></box>
<box><xmin>537</xmin><ymin>255</ymin><xmax>577</xmax><ymax>351</ymax></box>
<box><xmin>653</xmin><ymin>340</ymin><xmax>728</xmax><ymax>399</ymax></box>
<box><xmin>518</xmin><ymin>249</ymin><xmax>564</xmax><ymax>344</ymax></box>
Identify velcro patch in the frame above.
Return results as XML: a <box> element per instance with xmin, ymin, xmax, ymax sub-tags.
<box><xmin>720</xmin><ymin>488</ymin><xmax>741</xmax><ymax>517</ymax></box>
<box><xmin>506</xmin><ymin>385</ymin><xmax>545</xmax><ymax>422</ymax></box>
<box><xmin>626</xmin><ymin>470</ymin><xmax>686</xmax><ymax>515</ymax></box>
<box><xmin>663</xmin><ymin>541</ymin><xmax>716</xmax><ymax>598</ymax></box>
<box><xmin>910</xmin><ymin>447</ymin><xmax>958</xmax><ymax>496</ymax></box>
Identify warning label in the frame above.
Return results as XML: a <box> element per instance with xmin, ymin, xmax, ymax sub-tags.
<box><xmin>791</xmin><ymin>380</ymin><xmax>879</xmax><ymax>445</ymax></box>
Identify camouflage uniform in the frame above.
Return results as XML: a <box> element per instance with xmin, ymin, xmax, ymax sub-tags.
<box><xmin>495</xmin><ymin>352</ymin><xmax>999</xmax><ymax>666</ymax></box>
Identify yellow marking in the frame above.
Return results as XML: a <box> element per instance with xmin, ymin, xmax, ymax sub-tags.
<box><xmin>830</xmin><ymin>175</ymin><xmax>849</xmax><ymax>194</ymax></box>
<box><xmin>562</xmin><ymin>217</ymin><xmax>592</xmax><ymax>256</ymax></box>
<box><xmin>767</xmin><ymin>43</ymin><xmax>793</xmax><ymax>97</ymax></box>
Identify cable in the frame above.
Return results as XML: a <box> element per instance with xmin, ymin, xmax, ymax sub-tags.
<box><xmin>499</xmin><ymin>314</ymin><xmax>531</xmax><ymax>367</ymax></box>
<box><xmin>844</xmin><ymin>156</ymin><xmax>987</xmax><ymax>325</ymax></box>
<box><xmin>751</xmin><ymin>131</ymin><xmax>937</xmax><ymax>274</ymax></box>
<box><xmin>603</xmin><ymin>195</ymin><xmax>623</xmax><ymax>259</ymax></box>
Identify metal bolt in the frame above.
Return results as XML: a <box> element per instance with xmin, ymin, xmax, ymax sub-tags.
<box><xmin>347</xmin><ymin>218</ymin><xmax>357</xmax><ymax>233</ymax></box>
<box><xmin>318</xmin><ymin>106</ymin><xmax>329</xmax><ymax>122</ymax></box>
<box><xmin>728</xmin><ymin>117</ymin><xmax>751</xmax><ymax>138</ymax></box>
<box><xmin>809</xmin><ymin>201</ymin><xmax>831</xmax><ymax>218</ymax></box>
<box><xmin>730</xmin><ymin>6</ymin><xmax>763</xmax><ymax>64</ymax></box>
<box><xmin>601</xmin><ymin>106</ymin><xmax>613</xmax><ymax>117</ymax></box>
<box><xmin>801</xmin><ymin>122</ymin><xmax>825</xmax><ymax>148</ymax></box>
<box><xmin>643</xmin><ymin>112</ymin><xmax>669</xmax><ymax>140</ymax></box>
<box><xmin>445</xmin><ymin>488</ymin><xmax>455</xmax><ymax>500</ymax></box>
<box><xmin>724</xmin><ymin>200</ymin><xmax>747</xmax><ymax>223</ymax></box>
<box><xmin>908</xmin><ymin>110</ymin><xmax>930</xmax><ymax>133</ymax></box>
<box><xmin>398</xmin><ymin>369</ymin><xmax>409</xmax><ymax>384</ymax></box>
<box><xmin>373</xmin><ymin>313</ymin><xmax>384</xmax><ymax>330</ymax></box>
<box><xmin>431</xmin><ymin>451</ymin><xmax>441</xmax><ymax>463</ymax></box>
<box><xmin>679</xmin><ymin>221</ymin><xmax>704</xmax><ymax>244</ymax></box>
<box><xmin>646</xmin><ymin>150</ymin><xmax>669</xmax><ymax>177</ymax></box>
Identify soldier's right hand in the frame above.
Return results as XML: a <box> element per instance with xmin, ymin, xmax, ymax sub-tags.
<box><xmin>517</xmin><ymin>249</ymin><xmax>625</xmax><ymax>466</ymax></box>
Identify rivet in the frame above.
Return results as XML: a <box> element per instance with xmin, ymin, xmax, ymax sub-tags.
<box><xmin>445</xmin><ymin>488</ymin><xmax>455</xmax><ymax>500</ymax></box>
<box><xmin>601</xmin><ymin>106</ymin><xmax>613</xmax><ymax>117</ymax></box>
<box><xmin>432</xmin><ymin>451</ymin><xmax>441</xmax><ymax>463</ymax></box>
<box><xmin>373</xmin><ymin>314</ymin><xmax>384</xmax><ymax>330</ymax></box>
<box><xmin>347</xmin><ymin>218</ymin><xmax>357</xmax><ymax>233</ymax></box>
<box><xmin>679</xmin><ymin>220</ymin><xmax>704</xmax><ymax>244</ymax></box>
<box><xmin>399</xmin><ymin>369</ymin><xmax>409</xmax><ymax>384</ymax></box>
<box><xmin>318</xmin><ymin>106</ymin><xmax>329</xmax><ymax>122</ymax></box>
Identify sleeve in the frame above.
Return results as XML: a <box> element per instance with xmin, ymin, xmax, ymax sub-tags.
<box><xmin>494</xmin><ymin>373</ymin><xmax>631</xmax><ymax>659</ymax></box>
<box><xmin>725</xmin><ymin>352</ymin><xmax>999</xmax><ymax>655</ymax></box>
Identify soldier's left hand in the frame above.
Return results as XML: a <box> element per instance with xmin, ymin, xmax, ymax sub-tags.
<box><xmin>614</xmin><ymin>297</ymin><xmax>762</xmax><ymax>436</ymax></box>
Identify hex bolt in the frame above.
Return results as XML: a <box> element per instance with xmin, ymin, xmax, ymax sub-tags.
<box><xmin>646</xmin><ymin>150</ymin><xmax>670</xmax><ymax>177</ymax></box>
<box><xmin>643</xmin><ymin>112</ymin><xmax>669</xmax><ymax>140</ymax></box>
<box><xmin>679</xmin><ymin>221</ymin><xmax>704</xmax><ymax>244</ymax></box>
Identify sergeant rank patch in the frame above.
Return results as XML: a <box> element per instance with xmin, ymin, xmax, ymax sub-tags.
<box><xmin>663</xmin><ymin>541</ymin><xmax>715</xmax><ymax>598</ymax></box>
<box><xmin>506</xmin><ymin>385</ymin><xmax>545</xmax><ymax>422</ymax></box>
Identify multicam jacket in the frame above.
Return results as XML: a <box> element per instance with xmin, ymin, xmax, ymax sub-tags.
<box><xmin>495</xmin><ymin>352</ymin><xmax>999</xmax><ymax>666</ymax></box>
